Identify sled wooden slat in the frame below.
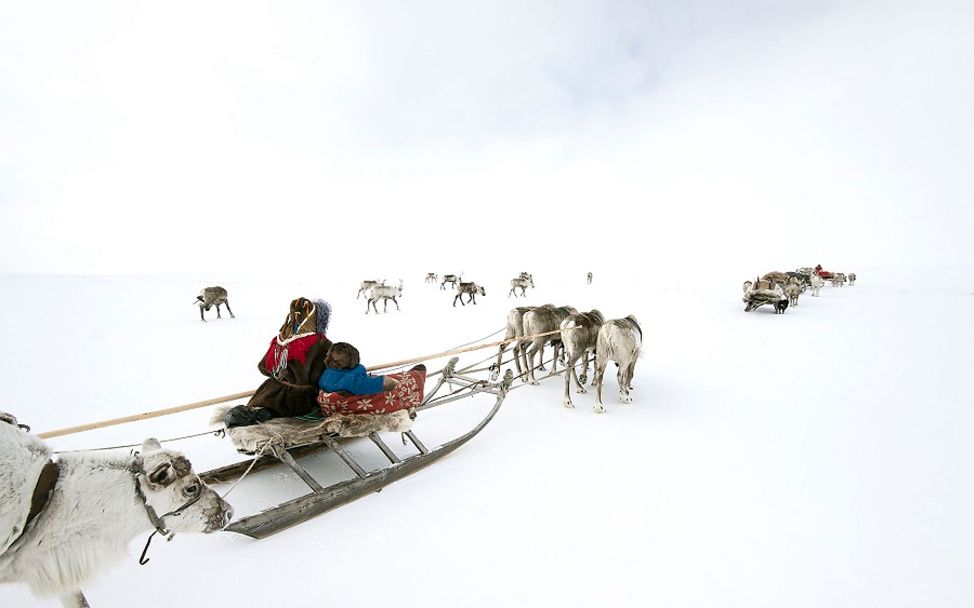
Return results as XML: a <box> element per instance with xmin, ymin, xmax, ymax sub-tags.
<box><xmin>223</xmin><ymin>371</ymin><xmax>511</xmax><ymax>539</ymax></box>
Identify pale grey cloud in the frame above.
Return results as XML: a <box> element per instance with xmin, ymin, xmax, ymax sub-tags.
<box><xmin>1</xmin><ymin>0</ymin><xmax>971</xmax><ymax>276</ymax></box>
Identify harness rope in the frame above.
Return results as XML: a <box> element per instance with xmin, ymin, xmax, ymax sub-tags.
<box><xmin>37</xmin><ymin>326</ymin><xmax>574</xmax><ymax>439</ymax></box>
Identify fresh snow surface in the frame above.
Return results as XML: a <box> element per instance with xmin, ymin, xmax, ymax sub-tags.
<box><xmin>1</xmin><ymin>268</ymin><xmax>972</xmax><ymax>607</ymax></box>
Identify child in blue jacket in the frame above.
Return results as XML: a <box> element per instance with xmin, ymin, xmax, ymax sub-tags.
<box><xmin>318</xmin><ymin>342</ymin><xmax>398</xmax><ymax>396</ymax></box>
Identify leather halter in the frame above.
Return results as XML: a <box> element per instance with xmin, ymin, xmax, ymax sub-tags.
<box><xmin>12</xmin><ymin>460</ymin><xmax>61</xmax><ymax>546</ymax></box>
<box><xmin>131</xmin><ymin>456</ymin><xmax>205</xmax><ymax>565</ymax></box>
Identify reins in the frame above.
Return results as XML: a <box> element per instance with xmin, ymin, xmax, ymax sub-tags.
<box><xmin>37</xmin><ymin>327</ymin><xmax>572</xmax><ymax>439</ymax></box>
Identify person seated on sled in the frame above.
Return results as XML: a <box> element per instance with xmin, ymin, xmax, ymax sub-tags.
<box><xmin>223</xmin><ymin>297</ymin><xmax>333</xmax><ymax>428</ymax></box>
<box><xmin>319</xmin><ymin>342</ymin><xmax>399</xmax><ymax>396</ymax></box>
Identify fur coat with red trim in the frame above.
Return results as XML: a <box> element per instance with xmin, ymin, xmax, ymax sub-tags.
<box><xmin>245</xmin><ymin>298</ymin><xmax>334</xmax><ymax>418</ymax></box>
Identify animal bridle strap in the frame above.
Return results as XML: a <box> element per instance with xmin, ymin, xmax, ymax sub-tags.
<box><xmin>131</xmin><ymin>457</ymin><xmax>204</xmax><ymax>565</ymax></box>
<box><xmin>7</xmin><ymin>459</ymin><xmax>61</xmax><ymax>550</ymax></box>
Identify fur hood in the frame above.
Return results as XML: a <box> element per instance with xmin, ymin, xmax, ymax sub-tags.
<box><xmin>313</xmin><ymin>299</ymin><xmax>331</xmax><ymax>335</ymax></box>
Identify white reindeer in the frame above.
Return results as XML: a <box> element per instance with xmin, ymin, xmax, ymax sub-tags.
<box><xmin>366</xmin><ymin>280</ymin><xmax>403</xmax><ymax>314</ymax></box>
<box><xmin>593</xmin><ymin>316</ymin><xmax>642</xmax><ymax>413</ymax></box>
<box><xmin>809</xmin><ymin>272</ymin><xmax>824</xmax><ymax>296</ymax></box>
<box><xmin>357</xmin><ymin>279</ymin><xmax>385</xmax><ymax>299</ymax></box>
<box><xmin>560</xmin><ymin>309</ymin><xmax>605</xmax><ymax>408</ymax></box>
<box><xmin>508</xmin><ymin>275</ymin><xmax>534</xmax><ymax>297</ymax></box>
<box><xmin>848</xmin><ymin>272</ymin><xmax>857</xmax><ymax>286</ymax></box>
<box><xmin>522</xmin><ymin>305</ymin><xmax>577</xmax><ymax>384</ymax></box>
<box><xmin>491</xmin><ymin>306</ymin><xmax>534</xmax><ymax>381</ymax></box>
<box><xmin>0</xmin><ymin>416</ymin><xmax>233</xmax><ymax>608</ymax></box>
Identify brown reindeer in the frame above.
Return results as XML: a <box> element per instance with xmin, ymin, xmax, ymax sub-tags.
<box><xmin>195</xmin><ymin>286</ymin><xmax>234</xmax><ymax>321</ymax></box>
<box><xmin>453</xmin><ymin>282</ymin><xmax>486</xmax><ymax>306</ymax></box>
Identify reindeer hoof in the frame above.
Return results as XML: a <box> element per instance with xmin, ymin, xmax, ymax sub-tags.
<box><xmin>619</xmin><ymin>393</ymin><xmax>632</xmax><ymax>403</ymax></box>
<box><xmin>579</xmin><ymin>375</ymin><xmax>588</xmax><ymax>384</ymax></box>
<box><xmin>576</xmin><ymin>387</ymin><xmax>587</xmax><ymax>394</ymax></box>
<box><xmin>530</xmin><ymin>380</ymin><xmax>540</xmax><ymax>386</ymax></box>
<box><xmin>593</xmin><ymin>404</ymin><xmax>606</xmax><ymax>414</ymax></box>
<box><xmin>562</xmin><ymin>398</ymin><xmax>574</xmax><ymax>408</ymax></box>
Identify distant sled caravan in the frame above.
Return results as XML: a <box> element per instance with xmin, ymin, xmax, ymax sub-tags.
<box><xmin>742</xmin><ymin>277</ymin><xmax>787</xmax><ymax>313</ymax></box>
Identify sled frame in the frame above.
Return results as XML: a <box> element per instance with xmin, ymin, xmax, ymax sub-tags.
<box><xmin>205</xmin><ymin>359</ymin><xmax>513</xmax><ymax>539</ymax></box>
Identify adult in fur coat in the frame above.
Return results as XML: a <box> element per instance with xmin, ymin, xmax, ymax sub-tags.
<box><xmin>224</xmin><ymin>297</ymin><xmax>333</xmax><ymax>427</ymax></box>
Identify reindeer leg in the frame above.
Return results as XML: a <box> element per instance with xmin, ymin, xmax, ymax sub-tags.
<box><xmin>199</xmin><ymin>306</ymin><xmax>206</xmax><ymax>322</ymax></box>
<box><xmin>593</xmin><ymin>358</ymin><xmax>607</xmax><ymax>414</ymax></box>
<box><xmin>216</xmin><ymin>303</ymin><xmax>223</xmax><ymax>319</ymax></box>
<box><xmin>225</xmin><ymin>300</ymin><xmax>235</xmax><ymax>318</ymax></box>
<box><xmin>453</xmin><ymin>294</ymin><xmax>459</xmax><ymax>307</ymax></box>
<box><xmin>60</xmin><ymin>590</ymin><xmax>90</xmax><ymax>608</ymax></box>
<box><xmin>393</xmin><ymin>297</ymin><xmax>400</xmax><ymax>311</ymax></box>
<box><xmin>579</xmin><ymin>352</ymin><xmax>589</xmax><ymax>385</ymax></box>
<box><xmin>526</xmin><ymin>342</ymin><xmax>541</xmax><ymax>385</ymax></box>
<box><xmin>562</xmin><ymin>354</ymin><xmax>576</xmax><ymax>407</ymax></box>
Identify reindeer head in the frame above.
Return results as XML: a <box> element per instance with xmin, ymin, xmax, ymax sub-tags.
<box><xmin>135</xmin><ymin>438</ymin><xmax>233</xmax><ymax>534</ymax></box>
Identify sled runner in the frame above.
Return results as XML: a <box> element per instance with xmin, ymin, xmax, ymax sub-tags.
<box><xmin>200</xmin><ymin>358</ymin><xmax>514</xmax><ymax>539</ymax></box>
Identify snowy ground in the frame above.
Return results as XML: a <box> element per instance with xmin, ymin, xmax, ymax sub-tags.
<box><xmin>1</xmin><ymin>268</ymin><xmax>972</xmax><ymax>607</ymax></box>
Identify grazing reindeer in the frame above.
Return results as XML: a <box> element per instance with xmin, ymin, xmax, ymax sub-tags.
<box><xmin>522</xmin><ymin>305</ymin><xmax>577</xmax><ymax>384</ymax></box>
<box><xmin>0</xmin><ymin>416</ymin><xmax>233</xmax><ymax>608</ymax></box>
<box><xmin>425</xmin><ymin>273</ymin><xmax>438</xmax><ymax>284</ymax></box>
<box><xmin>440</xmin><ymin>274</ymin><xmax>461</xmax><ymax>290</ymax></box>
<box><xmin>195</xmin><ymin>286</ymin><xmax>234</xmax><ymax>321</ymax></box>
<box><xmin>587</xmin><ymin>272</ymin><xmax>593</xmax><ymax>285</ymax></box>
<box><xmin>809</xmin><ymin>272</ymin><xmax>824</xmax><ymax>296</ymax></box>
<box><xmin>491</xmin><ymin>306</ymin><xmax>535</xmax><ymax>381</ymax></box>
<box><xmin>453</xmin><ymin>282</ymin><xmax>486</xmax><ymax>306</ymax></box>
<box><xmin>508</xmin><ymin>274</ymin><xmax>535</xmax><ymax>297</ymax></box>
<box><xmin>560</xmin><ymin>309</ymin><xmax>605</xmax><ymax>408</ymax></box>
<box><xmin>784</xmin><ymin>279</ymin><xmax>802</xmax><ymax>307</ymax></box>
<box><xmin>366</xmin><ymin>280</ymin><xmax>403</xmax><ymax>314</ymax></box>
<box><xmin>357</xmin><ymin>279</ymin><xmax>385</xmax><ymax>299</ymax></box>
<box><xmin>848</xmin><ymin>272</ymin><xmax>857</xmax><ymax>286</ymax></box>
<box><xmin>593</xmin><ymin>316</ymin><xmax>642</xmax><ymax>413</ymax></box>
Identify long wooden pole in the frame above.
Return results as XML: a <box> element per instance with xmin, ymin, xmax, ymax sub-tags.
<box><xmin>36</xmin><ymin>328</ymin><xmax>565</xmax><ymax>439</ymax></box>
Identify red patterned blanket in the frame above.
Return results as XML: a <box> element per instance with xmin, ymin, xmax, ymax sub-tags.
<box><xmin>318</xmin><ymin>369</ymin><xmax>426</xmax><ymax>416</ymax></box>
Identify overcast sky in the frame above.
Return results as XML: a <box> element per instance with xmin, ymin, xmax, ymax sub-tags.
<box><xmin>1</xmin><ymin>0</ymin><xmax>972</xmax><ymax>277</ymax></box>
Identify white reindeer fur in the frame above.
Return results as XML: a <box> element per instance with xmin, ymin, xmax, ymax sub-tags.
<box><xmin>366</xmin><ymin>280</ymin><xmax>403</xmax><ymax>313</ymax></box>
<box><xmin>521</xmin><ymin>305</ymin><xmax>577</xmax><ymax>385</ymax></box>
<box><xmin>0</xmin><ymin>424</ymin><xmax>231</xmax><ymax>606</ymax></box>
<box><xmin>593</xmin><ymin>316</ymin><xmax>642</xmax><ymax>414</ymax></box>
<box><xmin>494</xmin><ymin>307</ymin><xmax>533</xmax><ymax>381</ymax></box>
<box><xmin>560</xmin><ymin>310</ymin><xmax>605</xmax><ymax>409</ymax></box>
<box><xmin>809</xmin><ymin>273</ymin><xmax>824</xmax><ymax>296</ymax></box>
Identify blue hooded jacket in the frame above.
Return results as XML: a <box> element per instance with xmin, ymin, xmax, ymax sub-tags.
<box><xmin>318</xmin><ymin>364</ymin><xmax>385</xmax><ymax>396</ymax></box>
